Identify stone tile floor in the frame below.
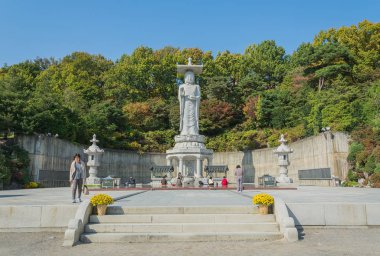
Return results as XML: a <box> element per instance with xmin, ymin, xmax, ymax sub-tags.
<box><xmin>1</xmin><ymin>186</ymin><xmax>379</xmax><ymax>206</ymax></box>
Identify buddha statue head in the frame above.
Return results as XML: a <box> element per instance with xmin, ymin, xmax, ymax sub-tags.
<box><xmin>184</xmin><ymin>71</ymin><xmax>195</xmax><ymax>84</ymax></box>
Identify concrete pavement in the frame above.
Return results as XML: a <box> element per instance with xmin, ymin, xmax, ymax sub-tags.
<box><xmin>242</xmin><ymin>186</ymin><xmax>380</xmax><ymax>203</ymax></box>
<box><xmin>0</xmin><ymin>187</ymin><xmax>139</xmax><ymax>206</ymax></box>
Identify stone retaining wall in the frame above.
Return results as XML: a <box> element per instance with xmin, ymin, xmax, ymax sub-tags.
<box><xmin>287</xmin><ymin>203</ymin><xmax>380</xmax><ymax>226</ymax></box>
<box><xmin>16</xmin><ymin>132</ymin><xmax>349</xmax><ymax>185</ymax></box>
<box><xmin>0</xmin><ymin>205</ymin><xmax>77</xmax><ymax>231</ymax></box>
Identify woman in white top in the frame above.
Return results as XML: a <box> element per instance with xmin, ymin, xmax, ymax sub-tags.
<box><xmin>69</xmin><ymin>153</ymin><xmax>86</xmax><ymax>203</ymax></box>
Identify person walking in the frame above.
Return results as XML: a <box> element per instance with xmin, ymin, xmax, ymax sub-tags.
<box><xmin>234</xmin><ymin>165</ymin><xmax>243</xmax><ymax>192</ymax></box>
<box><xmin>69</xmin><ymin>153</ymin><xmax>86</xmax><ymax>203</ymax></box>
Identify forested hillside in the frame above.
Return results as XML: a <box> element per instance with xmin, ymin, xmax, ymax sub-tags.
<box><xmin>1</xmin><ymin>20</ymin><xmax>379</xmax><ymax>185</ymax></box>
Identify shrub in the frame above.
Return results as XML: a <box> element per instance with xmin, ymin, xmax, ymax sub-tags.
<box><xmin>348</xmin><ymin>142</ymin><xmax>364</xmax><ymax>162</ymax></box>
<box><xmin>369</xmin><ymin>173</ymin><xmax>380</xmax><ymax>188</ymax></box>
<box><xmin>90</xmin><ymin>194</ymin><xmax>114</xmax><ymax>206</ymax></box>
<box><xmin>252</xmin><ymin>193</ymin><xmax>274</xmax><ymax>206</ymax></box>
<box><xmin>342</xmin><ymin>181</ymin><xmax>359</xmax><ymax>187</ymax></box>
<box><xmin>24</xmin><ymin>181</ymin><xmax>39</xmax><ymax>189</ymax></box>
<box><xmin>347</xmin><ymin>170</ymin><xmax>358</xmax><ymax>181</ymax></box>
<box><xmin>0</xmin><ymin>153</ymin><xmax>11</xmax><ymax>185</ymax></box>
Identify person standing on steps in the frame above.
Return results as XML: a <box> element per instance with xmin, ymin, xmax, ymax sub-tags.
<box><xmin>234</xmin><ymin>165</ymin><xmax>243</xmax><ymax>192</ymax></box>
<box><xmin>69</xmin><ymin>153</ymin><xmax>87</xmax><ymax>203</ymax></box>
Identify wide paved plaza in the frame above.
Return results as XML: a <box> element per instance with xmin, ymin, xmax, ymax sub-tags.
<box><xmin>1</xmin><ymin>186</ymin><xmax>379</xmax><ymax>206</ymax></box>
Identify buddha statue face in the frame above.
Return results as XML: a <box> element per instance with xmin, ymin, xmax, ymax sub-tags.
<box><xmin>184</xmin><ymin>71</ymin><xmax>195</xmax><ymax>84</ymax></box>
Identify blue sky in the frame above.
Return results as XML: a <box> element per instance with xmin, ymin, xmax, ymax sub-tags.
<box><xmin>0</xmin><ymin>0</ymin><xmax>379</xmax><ymax>65</ymax></box>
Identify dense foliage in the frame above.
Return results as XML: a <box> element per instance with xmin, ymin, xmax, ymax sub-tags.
<box><xmin>0</xmin><ymin>141</ymin><xmax>30</xmax><ymax>187</ymax></box>
<box><xmin>0</xmin><ymin>20</ymin><xmax>379</xmax><ymax>184</ymax></box>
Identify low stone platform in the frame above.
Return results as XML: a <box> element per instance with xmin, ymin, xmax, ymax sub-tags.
<box><xmin>0</xmin><ymin>188</ymin><xmax>139</xmax><ymax>232</ymax></box>
<box><xmin>243</xmin><ymin>187</ymin><xmax>380</xmax><ymax>226</ymax></box>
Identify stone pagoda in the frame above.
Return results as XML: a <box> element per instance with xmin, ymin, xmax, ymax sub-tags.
<box><xmin>84</xmin><ymin>134</ymin><xmax>104</xmax><ymax>186</ymax></box>
<box><xmin>273</xmin><ymin>134</ymin><xmax>293</xmax><ymax>184</ymax></box>
<box><xmin>166</xmin><ymin>58</ymin><xmax>213</xmax><ymax>185</ymax></box>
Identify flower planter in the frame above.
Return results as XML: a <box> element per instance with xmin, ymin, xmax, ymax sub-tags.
<box><xmin>90</xmin><ymin>194</ymin><xmax>113</xmax><ymax>215</ymax></box>
<box><xmin>258</xmin><ymin>204</ymin><xmax>269</xmax><ymax>215</ymax></box>
<box><xmin>97</xmin><ymin>204</ymin><xmax>108</xmax><ymax>215</ymax></box>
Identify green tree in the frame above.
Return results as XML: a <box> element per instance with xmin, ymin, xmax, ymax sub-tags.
<box><xmin>104</xmin><ymin>46</ymin><xmax>178</xmax><ymax>104</ymax></box>
<box><xmin>299</xmin><ymin>42</ymin><xmax>355</xmax><ymax>91</ymax></box>
<box><xmin>0</xmin><ymin>59</ymin><xmax>53</xmax><ymax>133</ymax></box>
<box><xmin>314</xmin><ymin>20</ymin><xmax>380</xmax><ymax>81</ymax></box>
<box><xmin>39</xmin><ymin>52</ymin><xmax>113</xmax><ymax>112</ymax></box>
<box><xmin>242</xmin><ymin>40</ymin><xmax>289</xmax><ymax>90</ymax></box>
<box><xmin>362</xmin><ymin>81</ymin><xmax>380</xmax><ymax>131</ymax></box>
<box><xmin>84</xmin><ymin>101</ymin><xmax>127</xmax><ymax>148</ymax></box>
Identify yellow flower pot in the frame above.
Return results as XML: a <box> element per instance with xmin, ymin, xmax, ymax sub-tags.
<box><xmin>97</xmin><ymin>204</ymin><xmax>108</xmax><ymax>215</ymax></box>
<box><xmin>258</xmin><ymin>204</ymin><xmax>269</xmax><ymax>215</ymax></box>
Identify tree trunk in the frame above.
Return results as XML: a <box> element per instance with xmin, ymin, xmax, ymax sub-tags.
<box><xmin>318</xmin><ymin>77</ymin><xmax>325</xmax><ymax>92</ymax></box>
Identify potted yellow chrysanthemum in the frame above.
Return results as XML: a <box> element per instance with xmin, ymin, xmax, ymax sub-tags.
<box><xmin>90</xmin><ymin>193</ymin><xmax>114</xmax><ymax>215</ymax></box>
<box><xmin>252</xmin><ymin>193</ymin><xmax>274</xmax><ymax>214</ymax></box>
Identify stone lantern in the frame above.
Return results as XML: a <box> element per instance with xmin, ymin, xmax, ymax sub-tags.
<box><xmin>84</xmin><ymin>134</ymin><xmax>104</xmax><ymax>186</ymax></box>
<box><xmin>273</xmin><ymin>134</ymin><xmax>293</xmax><ymax>184</ymax></box>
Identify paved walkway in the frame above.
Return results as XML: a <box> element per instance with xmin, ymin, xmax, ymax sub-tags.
<box><xmin>1</xmin><ymin>186</ymin><xmax>379</xmax><ymax>206</ymax></box>
<box><xmin>0</xmin><ymin>188</ymin><xmax>135</xmax><ymax>206</ymax></box>
<box><xmin>242</xmin><ymin>186</ymin><xmax>380</xmax><ymax>203</ymax></box>
<box><xmin>113</xmin><ymin>190</ymin><xmax>251</xmax><ymax>207</ymax></box>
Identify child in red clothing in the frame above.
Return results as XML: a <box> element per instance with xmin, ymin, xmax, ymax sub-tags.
<box><xmin>221</xmin><ymin>176</ymin><xmax>228</xmax><ymax>187</ymax></box>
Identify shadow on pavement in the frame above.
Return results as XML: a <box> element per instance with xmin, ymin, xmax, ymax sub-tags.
<box><xmin>0</xmin><ymin>194</ymin><xmax>25</xmax><ymax>198</ymax></box>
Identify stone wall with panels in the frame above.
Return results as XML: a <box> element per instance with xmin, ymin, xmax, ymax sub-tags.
<box><xmin>17</xmin><ymin>132</ymin><xmax>349</xmax><ymax>186</ymax></box>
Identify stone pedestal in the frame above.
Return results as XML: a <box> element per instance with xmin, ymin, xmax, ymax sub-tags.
<box><xmin>86</xmin><ymin>176</ymin><xmax>102</xmax><ymax>186</ymax></box>
<box><xmin>166</xmin><ymin>135</ymin><xmax>213</xmax><ymax>185</ymax></box>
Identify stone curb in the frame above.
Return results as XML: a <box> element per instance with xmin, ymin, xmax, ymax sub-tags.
<box><xmin>273</xmin><ymin>196</ymin><xmax>298</xmax><ymax>242</ymax></box>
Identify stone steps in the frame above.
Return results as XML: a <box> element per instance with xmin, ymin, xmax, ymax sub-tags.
<box><xmin>85</xmin><ymin>222</ymin><xmax>279</xmax><ymax>233</ymax></box>
<box><xmin>89</xmin><ymin>213</ymin><xmax>275</xmax><ymax>224</ymax></box>
<box><xmin>81</xmin><ymin>206</ymin><xmax>282</xmax><ymax>243</ymax></box>
<box><xmin>105</xmin><ymin>205</ymin><xmax>258</xmax><ymax>215</ymax></box>
<box><xmin>80</xmin><ymin>232</ymin><xmax>283</xmax><ymax>243</ymax></box>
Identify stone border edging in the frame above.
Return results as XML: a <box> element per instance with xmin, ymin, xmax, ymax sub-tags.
<box><xmin>62</xmin><ymin>191</ymin><xmax>147</xmax><ymax>247</ymax></box>
<box><xmin>273</xmin><ymin>196</ymin><xmax>298</xmax><ymax>242</ymax></box>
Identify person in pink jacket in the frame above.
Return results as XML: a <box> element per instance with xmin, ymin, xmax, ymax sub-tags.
<box><xmin>69</xmin><ymin>153</ymin><xmax>87</xmax><ymax>203</ymax></box>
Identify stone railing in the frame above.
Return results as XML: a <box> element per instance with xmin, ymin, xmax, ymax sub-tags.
<box><xmin>273</xmin><ymin>196</ymin><xmax>298</xmax><ymax>242</ymax></box>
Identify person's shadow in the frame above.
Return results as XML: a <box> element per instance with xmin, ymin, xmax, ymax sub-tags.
<box><xmin>287</xmin><ymin>206</ymin><xmax>305</xmax><ymax>240</ymax></box>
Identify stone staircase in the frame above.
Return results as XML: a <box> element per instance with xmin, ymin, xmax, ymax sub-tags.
<box><xmin>80</xmin><ymin>206</ymin><xmax>283</xmax><ymax>243</ymax></box>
